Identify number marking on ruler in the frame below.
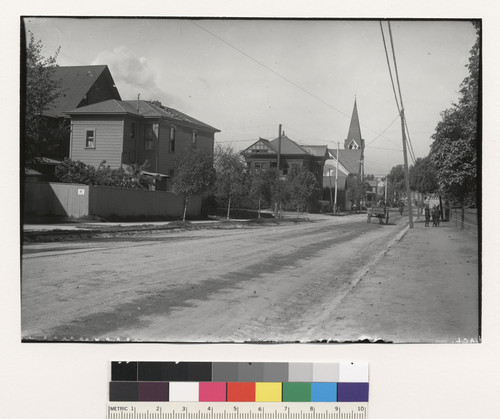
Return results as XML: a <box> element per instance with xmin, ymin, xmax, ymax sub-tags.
<box><xmin>107</xmin><ymin>403</ymin><xmax>368</xmax><ymax>419</ymax></box>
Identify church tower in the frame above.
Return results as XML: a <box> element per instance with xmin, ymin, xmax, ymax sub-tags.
<box><xmin>344</xmin><ymin>98</ymin><xmax>365</xmax><ymax>176</ymax></box>
<box><xmin>344</xmin><ymin>99</ymin><xmax>365</xmax><ymax>150</ymax></box>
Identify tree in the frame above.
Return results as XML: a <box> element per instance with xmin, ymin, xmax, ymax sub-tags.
<box><xmin>247</xmin><ymin>167</ymin><xmax>273</xmax><ymax>218</ymax></box>
<box><xmin>409</xmin><ymin>156</ymin><xmax>438</xmax><ymax>196</ymax></box>
<box><xmin>387</xmin><ymin>165</ymin><xmax>406</xmax><ymax>201</ymax></box>
<box><xmin>429</xmin><ymin>22</ymin><xmax>479</xmax><ymax>208</ymax></box>
<box><xmin>346</xmin><ymin>174</ymin><xmax>368</xmax><ymax>208</ymax></box>
<box><xmin>213</xmin><ymin>144</ymin><xmax>246</xmax><ymax>220</ymax></box>
<box><xmin>24</xmin><ymin>31</ymin><xmax>66</xmax><ymax>164</ymax></box>
<box><xmin>170</xmin><ymin>146</ymin><xmax>215</xmax><ymax>221</ymax></box>
<box><xmin>285</xmin><ymin>166</ymin><xmax>318</xmax><ymax>215</ymax></box>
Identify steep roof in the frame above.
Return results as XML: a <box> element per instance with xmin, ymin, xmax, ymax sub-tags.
<box><xmin>328</xmin><ymin>148</ymin><xmax>363</xmax><ymax>175</ymax></box>
<box><xmin>44</xmin><ymin>65</ymin><xmax>121</xmax><ymax>118</ymax></box>
<box><xmin>66</xmin><ymin>99</ymin><xmax>140</xmax><ymax>116</ymax></box>
<box><xmin>345</xmin><ymin>99</ymin><xmax>364</xmax><ymax>149</ymax></box>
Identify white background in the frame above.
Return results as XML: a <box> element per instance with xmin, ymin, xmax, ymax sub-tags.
<box><xmin>2</xmin><ymin>2</ymin><xmax>498</xmax><ymax>418</ymax></box>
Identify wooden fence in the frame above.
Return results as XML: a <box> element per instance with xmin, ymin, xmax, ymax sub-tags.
<box><xmin>23</xmin><ymin>182</ymin><xmax>201</xmax><ymax>220</ymax></box>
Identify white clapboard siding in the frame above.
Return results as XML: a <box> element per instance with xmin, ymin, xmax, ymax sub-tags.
<box><xmin>70</xmin><ymin>119</ymin><xmax>125</xmax><ymax>169</ymax></box>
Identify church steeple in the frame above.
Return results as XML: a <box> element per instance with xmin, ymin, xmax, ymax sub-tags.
<box><xmin>344</xmin><ymin>99</ymin><xmax>365</xmax><ymax>150</ymax></box>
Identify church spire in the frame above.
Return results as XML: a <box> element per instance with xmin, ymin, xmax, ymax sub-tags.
<box><xmin>344</xmin><ymin>98</ymin><xmax>364</xmax><ymax>150</ymax></box>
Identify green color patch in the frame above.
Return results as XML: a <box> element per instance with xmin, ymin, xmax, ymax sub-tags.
<box><xmin>282</xmin><ymin>382</ymin><xmax>311</xmax><ymax>402</ymax></box>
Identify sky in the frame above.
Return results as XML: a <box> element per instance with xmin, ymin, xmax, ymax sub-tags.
<box><xmin>24</xmin><ymin>17</ymin><xmax>477</xmax><ymax>176</ymax></box>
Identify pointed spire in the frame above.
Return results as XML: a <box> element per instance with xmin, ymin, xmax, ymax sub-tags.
<box><xmin>345</xmin><ymin>98</ymin><xmax>364</xmax><ymax>150</ymax></box>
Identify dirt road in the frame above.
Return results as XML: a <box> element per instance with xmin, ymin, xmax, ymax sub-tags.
<box><xmin>21</xmin><ymin>213</ymin><xmax>402</xmax><ymax>341</ymax></box>
<box><xmin>21</xmin><ymin>212</ymin><xmax>478</xmax><ymax>343</ymax></box>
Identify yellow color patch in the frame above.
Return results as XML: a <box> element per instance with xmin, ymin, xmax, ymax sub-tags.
<box><xmin>255</xmin><ymin>382</ymin><xmax>282</xmax><ymax>402</ymax></box>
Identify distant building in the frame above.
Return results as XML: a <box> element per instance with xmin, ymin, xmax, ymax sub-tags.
<box><xmin>241</xmin><ymin>134</ymin><xmax>329</xmax><ymax>187</ymax></box>
<box><xmin>66</xmin><ymin>99</ymin><xmax>220</xmax><ymax>188</ymax></box>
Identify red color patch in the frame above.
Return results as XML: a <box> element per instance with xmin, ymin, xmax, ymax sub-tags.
<box><xmin>227</xmin><ymin>382</ymin><xmax>256</xmax><ymax>402</ymax></box>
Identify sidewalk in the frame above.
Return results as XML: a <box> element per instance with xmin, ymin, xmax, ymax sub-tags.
<box><xmin>327</xmin><ymin>218</ymin><xmax>480</xmax><ymax>343</ymax></box>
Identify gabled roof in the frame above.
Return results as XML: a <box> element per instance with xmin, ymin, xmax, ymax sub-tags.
<box><xmin>243</xmin><ymin>135</ymin><xmax>328</xmax><ymax>159</ymax></box>
<box><xmin>44</xmin><ymin>65</ymin><xmax>121</xmax><ymax>118</ymax></box>
<box><xmin>328</xmin><ymin>148</ymin><xmax>363</xmax><ymax>175</ymax></box>
<box><xmin>241</xmin><ymin>138</ymin><xmax>278</xmax><ymax>155</ymax></box>
<box><xmin>66</xmin><ymin>99</ymin><xmax>141</xmax><ymax>116</ymax></box>
<box><xmin>345</xmin><ymin>99</ymin><xmax>365</xmax><ymax>149</ymax></box>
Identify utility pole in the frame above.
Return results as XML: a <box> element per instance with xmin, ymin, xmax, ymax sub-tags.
<box><xmin>334</xmin><ymin>141</ymin><xmax>339</xmax><ymax>214</ymax></box>
<box><xmin>400</xmin><ymin>109</ymin><xmax>414</xmax><ymax>228</ymax></box>
<box><xmin>384</xmin><ymin>176</ymin><xmax>388</xmax><ymax>203</ymax></box>
<box><xmin>328</xmin><ymin>171</ymin><xmax>334</xmax><ymax>215</ymax></box>
<box><xmin>277</xmin><ymin>124</ymin><xmax>282</xmax><ymax>176</ymax></box>
<box><xmin>275</xmin><ymin>124</ymin><xmax>282</xmax><ymax>218</ymax></box>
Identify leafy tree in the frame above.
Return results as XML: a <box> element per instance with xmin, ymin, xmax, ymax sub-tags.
<box><xmin>346</xmin><ymin>174</ymin><xmax>368</xmax><ymax>208</ymax></box>
<box><xmin>429</xmin><ymin>22</ymin><xmax>479</xmax><ymax>208</ymax></box>
<box><xmin>214</xmin><ymin>144</ymin><xmax>247</xmax><ymax>220</ymax></box>
<box><xmin>247</xmin><ymin>167</ymin><xmax>273</xmax><ymax>217</ymax></box>
<box><xmin>387</xmin><ymin>165</ymin><xmax>406</xmax><ymax>201</ymax></box>
<box><xmin>170</xmin><ymin>146</ymin><xmax>216</xmax><ymax>221</ymax></box>
<box><xmin>285</xmin><ymin>166</ymin><xmax>318</xmax><ymax>215</ymax></box>
<box><xmin>24</xmin><ymin>31</ymin><xmax>67</xmax><ymax>164</ymax></box>
<box><xmin>409</xmin><ymin>156</ymin><xmax>438</xmax><ymax>195</ymax></box>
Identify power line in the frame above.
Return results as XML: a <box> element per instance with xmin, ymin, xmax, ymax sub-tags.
<box><xmin>192</xmin><ymin>21</ymin><xmax>350</xmax><ymax>119</ymax></box>
<box><xmin>192</xmin><ymin>21</ymin><xmax>402</xmax><ymax>147</ymax></box>
<box><xmin>387</xmin><ymin>22</ymin><xmax>416</xmax><ymax>165</ymax></box>
<box><xmin>366</xmin><ymin>113</ymin><xmax>401</xmax><ymax>146</ymax></box>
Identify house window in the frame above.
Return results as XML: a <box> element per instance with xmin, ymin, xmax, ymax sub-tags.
<box><xmin>144</xmin><ymin>125</ymin><xmax>154</xmax><ymax>150</ymax></box>
<box><xmin>169</xmin><ymin>127</ymin><xmax>176</xmax><ymax>152</ymax></box>
<box><xmin>130</xmin><ymin>122</ymin><xmax>136</xmax><ymax>139</ymax></box>
<box><xmin>85</xmin><ymin>130</ymin><xmax>96</xmax><ymax>148</ymax></box>
<box><xmin>192</xmin><ymin>131</ymin><xmax>198</xmax><ymax>148</ymax></box>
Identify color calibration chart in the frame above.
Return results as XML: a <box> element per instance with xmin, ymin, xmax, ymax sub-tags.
<box><xmin>108</xmin><ymin>362</ymin><xmax>369</xmax><ymax>419</ymax></box>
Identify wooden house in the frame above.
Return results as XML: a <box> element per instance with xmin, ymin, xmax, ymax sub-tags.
<box><xmin>66</xmin><ymin>99</ymin><xmax>219</xmax><ymax>188</ymax></box>
<box><xmin>241</xmin><ymin>134</ymin><xmax>329</xmax><ymax>187</ymax></box>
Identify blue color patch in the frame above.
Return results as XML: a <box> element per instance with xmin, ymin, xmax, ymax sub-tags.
<box><xmin>311</xmin><ymin>383</ymin><xmax>337</xmax><ymax>402</ymax></box>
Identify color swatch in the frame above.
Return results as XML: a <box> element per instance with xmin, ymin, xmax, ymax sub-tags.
<box><xmin>110</xmin><ymin>362</ymin><xmax>369</xmax><ymax>402</ymax></box>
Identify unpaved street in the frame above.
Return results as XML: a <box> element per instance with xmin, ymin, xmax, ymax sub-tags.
<box><xmin>21</xmin><ymin>213</ymin><xmax>478</xmax><ymax>343</ymax></box>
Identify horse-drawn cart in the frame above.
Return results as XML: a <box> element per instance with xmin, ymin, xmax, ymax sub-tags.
<box><xmin>367</xmin><ymin>205</ymin><xmax>389</xmax><ymax>224</ymax></box>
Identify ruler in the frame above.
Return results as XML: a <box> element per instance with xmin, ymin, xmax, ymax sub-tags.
<box><xmin>107</xmin><ymin>402</ymin><xmax>368</xmax><ymax>419</ymax></box>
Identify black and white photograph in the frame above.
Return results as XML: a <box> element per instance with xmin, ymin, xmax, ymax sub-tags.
<box><xmin>21</xmin><ymin>17</ymin><xmax>480</xmax><ymax>343</ymax></box>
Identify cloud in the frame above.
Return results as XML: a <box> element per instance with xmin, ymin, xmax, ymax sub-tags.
<box><xmin>93</xmin><ymin>46</ymin><xmax>185</xmax><ymax>108</ymax></box>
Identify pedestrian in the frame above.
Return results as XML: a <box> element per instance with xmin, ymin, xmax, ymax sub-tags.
<box><xmin>432</xmin><ymin>205</ymin><xmax>440</xmax><ymax>227</ymax></box>
<box><xmin>399</xmin><ymin>201</ymin><xmax>404</xmax><ymax>215</ymax></box>
<box><xmin>424</xmin><ymin>204</ymin><xmax>431</xmax><ymax>227</ymax></box>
